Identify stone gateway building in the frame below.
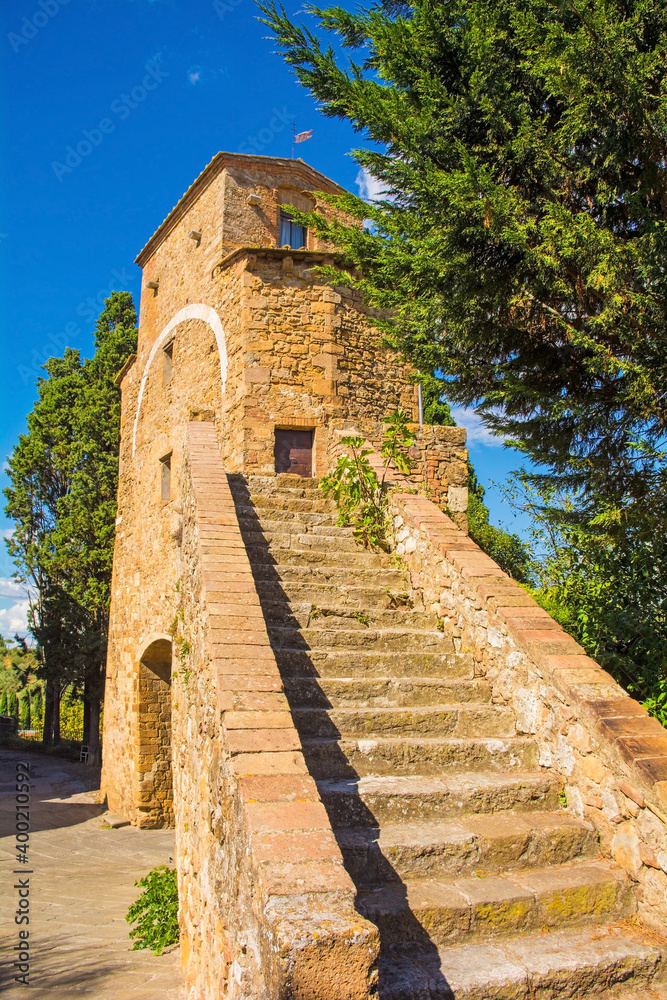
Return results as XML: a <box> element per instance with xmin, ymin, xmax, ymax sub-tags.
<box><xmin>102</xmin><ymin>154</ymin><xmax>667</xmax><ymax>999</ymax></box>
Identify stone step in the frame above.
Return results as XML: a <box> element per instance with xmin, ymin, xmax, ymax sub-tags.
<box><xmin>357</xmin><ymin>861</ymin><xmax>634</xmax><ymax>947</ymax></box>
<box><xmin>236</xmin><ymin>508</ymin><xmax>341</xmax><ymax>529</ymax></box>
<box><xmin>274</xmin><ymin>649</ymin><xmax>470</xmax><ymax>680</ymax></box>
<box><xmin>238</xmin><ymin>473</ymin><xmax>321</xmax><ymax>492</ymax></box>
<box><xmin>255</xmin><ymin>580</ymin><xmax>413</xmax><ymax>611</ymax></box>
<box><xmin>269</xmin><ymin>625</ymin><xmax>447</xmax><ymax>652</ymax></box>
<box><xmin>251</xmin><ymin>564</ymin><xmax>410</xmax><ymax>588</ymax></box>
<box><xmin>302</xmin><ymin>735</ymin><xmax>539</xmax><ymax>778</ymax></box>
<box><xmin>245</xmin><ymin>546</ymin><xmax>389</xmax><ymax>569</ymax></box>
<box><xmin>239</xmin><ymin>485</ymin><xmax>326</xmax><ymax>501</ymax></box>
<box><xmin>282</xmin><ymin>676</ymin><xmax>493</xmax><ymax>708</ymax></box>
<box><xmin>243</xmin><ymin>494</ymin><xmax>337</xmax><ymax>515</ymax></box>
<box><xmin>336</xmin><ymin>811</ymin><xmax>597</xmax><ymax>882</ymax></box>
<box><xmin>292</xmin><ymin>704</ymin><xmax>516</xmax><ymax>740</ymax></box>
<box><xmin>261</xmin><ymin>603</ymin><xmax>437</xmax><ymax>631</ymax></box>
<box><xmin>239</xmin><ymin>530</ymin><xmax>362</xmax><ymax>553</ymax></box>
<box><xmin>317</xmin><ymin>772</ymin><xmax>561</xmax><ymax>826</ymax></box>
<box><xmin>375</xmin><ymin>925</ymin><xmax>661</xmax><ymax>1000</ymax></box>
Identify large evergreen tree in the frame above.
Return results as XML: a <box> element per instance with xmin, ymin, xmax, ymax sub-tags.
<box><xmin>50</xmin><ymin>292</ymin><xmax>137</xmax><ymax>764</ymax></box>
<box><xmin>260</xmin><ymin>0</ymin><xmax>667</xmax><ymax>524</ymax></box>
<box><xmin>4</xmin><ymin>348</ymin><xmax>85</xmax><ymax>742</ymax></box>
<box><xmin>4</xmin><ymin>292</ymin><xmax>137</xmax><ymax>762</ymax></box>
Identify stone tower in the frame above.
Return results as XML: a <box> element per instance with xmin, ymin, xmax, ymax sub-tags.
<box><xmin>101</xmin><ymin>153</ymin><xmax>465</xmax><ymax>827</ymax></box>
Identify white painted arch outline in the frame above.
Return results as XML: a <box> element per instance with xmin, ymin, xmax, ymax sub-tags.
<box><xmin>132</xmin><ymin>304</ymin><xmax>228</xmax><ymax>456</ymax></box>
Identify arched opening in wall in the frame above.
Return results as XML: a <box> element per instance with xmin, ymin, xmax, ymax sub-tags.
<box><xmin>137</xmin><ymin>638</ymin><xmax>173</xmax><ymax>828</ymax></box>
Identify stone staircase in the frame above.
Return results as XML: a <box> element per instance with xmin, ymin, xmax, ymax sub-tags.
<box><xmin>228</xmin><ymin>473</ymin><xmax>666</xmax><ymax>999</ymax></box>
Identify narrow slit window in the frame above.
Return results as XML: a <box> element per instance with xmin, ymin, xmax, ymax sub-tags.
<box><xmin>279</xmin><ymin>212</ymin><xmax>307</xmax><ymax>250</ymax></box>
<box><xmin>160</xmin><ymin>454</ymin><xmax>172</xmax><ymax>502</ymax></box>
<box><xmin>163</xmin><ymin>341</ymin><xmax>173</xmax><ymax>386</ymax></box>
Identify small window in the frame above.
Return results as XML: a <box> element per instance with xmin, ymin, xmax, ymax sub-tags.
<box><xmin>160</xmin><ymin>454</ymin><xmax>172</xmax><ymax>502</ymax></box>
<box><xmin>279</xmin><ymin>212</ymin><xmax>306</xmax><ymax>250</ymax></box>
<box><xmin>163</xmin><ymin>341</ymin><xmax>173</xmax><ymax>386</ymax></box>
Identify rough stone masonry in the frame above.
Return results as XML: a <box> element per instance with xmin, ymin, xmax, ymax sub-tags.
<box><xmin>102</xmin><ymin>153</ymin><xmax>667</xmax><ymax>999</ymax></box>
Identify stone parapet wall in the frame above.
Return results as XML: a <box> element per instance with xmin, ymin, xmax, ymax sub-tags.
<box><xmin>175</xmin><ymin>421</ymin><xmax>378</xmax><ymax>999</ymax></box>
<box><xmin>389</xmin><ymin>492</ymin><xmax>667</xmax><ymax>932</ymax></box>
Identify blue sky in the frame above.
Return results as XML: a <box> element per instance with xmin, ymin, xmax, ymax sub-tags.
<box><xmin>0</xmin><ymin>0</ymin><xmax>529</xmax><ymax>637</ymax></box>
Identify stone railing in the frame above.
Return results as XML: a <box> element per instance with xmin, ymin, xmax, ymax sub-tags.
<box><xmin>389</xmin><ymin>491</ymin><xmax>667</xmax><ymax>932</ymax></box>
<box><xmin>174</xmin><ymin>420</ymin><xmax>378</xmax><ymax>1000</ymax></box>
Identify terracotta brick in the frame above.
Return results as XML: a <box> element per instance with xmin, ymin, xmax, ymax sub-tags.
<box><xmin>207</xmin><ymin>602</ymin><xmax>263</xmax><ymax>617</ymax></box>
<box><xmin>238</xmin><ymin>775</ymin><xmax>318</xmax><ymax>802</ymax></box>
<box><xmin>225</xmin><ymin>711</ymin><xmax>294</xmax><ymax>730</ymax></box>
<box><xmin>257</xmin><ymin>860</ymin><xmax>352</xmax><ymax>895</ymax></box>
<box><xmin>216</xmin><ymin>673</ymin><xmax>283</xmax><ymax>694</ymax></box>
<box><xmin>209</xmin><ymin>629</ymin><xmax>269</xmax><ymax>646</ymax></box>
<box><xmin>515</xmin><ymin>630</ymin><xmax>583</xmax><ymax>661</ymax></box>
<box><xmin>230</xmin><ymin>751</ymin><xmax>308</xmax><ymax>777</ymax></box>
<box><xmin>226</xmin><ymin>728</ymin><xmax>301</xmax><ymax>755</ymax></box>
<box><xmin>244</xmin><ymin>799</ymin><xmax>331</xmax><ymax>832</ymax></box>
<box><xmin>208</xmin><ymin>614</ymin><xmax>266</xmax><ymax>630</ymax></box>
<box><xmin>618</xmin><ymin>779</ymin><xmax>645</xmax><ymax>808</ymax></box>
<box><xmin>616</xmin><ymin>736</ymin><xmax>667</xmax><ymax>763</ymax></box>
<box><xmin>542</xmin><ymin>654</ymin><xmax>598</xmax><ymax>672</ymax></box>
<box><xmin>214</xmin><ymin>646</ymin><xmax>276</xmax><ymax>665</ymax></box>
<box><xmin>598</xmin><ymin>716</ymin><xmax>666</xmax><ymax>741</ymax></box>
<box><xmin>496</xmin><ymin>605</ymin><xmax>555</xmax><ymax>622</ymax></box>
<box><xmin>634</xmin><ymin>757</ymin><xmax>667</xmax><ymax>785</ymax></box>
<box><xmin>584</xmin><ymin>699</ymin><xmax>649</xmax><ymax>720</ymax></box>
<box><xmin>252</xmin><ymin>829</ymin><xmax>341</xmax><ymax>864</ymax></box>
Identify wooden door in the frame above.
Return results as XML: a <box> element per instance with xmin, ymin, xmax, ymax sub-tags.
<box><xmin>274</xmin><ymin>429</ymin><xmax>313</xmax><ymax>477</ymax></box>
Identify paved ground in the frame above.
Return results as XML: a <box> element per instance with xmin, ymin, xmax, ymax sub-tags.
<box><xmin>0</xmin><ymin>747</ymin><xmax>186</xmax><ymax>999</ymax></box>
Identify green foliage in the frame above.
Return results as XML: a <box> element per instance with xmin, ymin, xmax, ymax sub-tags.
<box><xmin>0</xmin><ymin>636</ymin><xmax>41</xmax><ymax>729</ymax></box>
<box><xmin>320</xmin><ymin>409</ymin><xmax>414</xmax><ymax>546</ymax></box>
<box><xmin>420</xmin><ymin>371</ymin><xmax>533</xmax><ymax>581</ymax></box>
<box><xmin>507</xmin><ymin>474</ymin><xmax>667</xmax><ymax>724</ymax></box>
<box><xmin>18</xmin><ymin>691</ymin><xmax>30</xmax><ymax>730</ymax></box>
<box><xmin>352</xmin><ymin>611</ymin><xmax>371</xmax><ymax>626</ymax></box>
<box><xmin>6</xmin><ymin>691</ymin><xmax>18</xmax><ymax>719</ymax></box>
<box><xmin>126</xmin><ymin>866</ymin><xmax>179</xmax><ymax>956</ymax></box>
<box><xmin>4</xmin><ymin>292</ymin><xmax>137</xmax><ymax>753</ymax></box>
<box><xmin>417</xmin><ymin>373</ymin><xmax>456</xmax><ymax>428</ymax></box>
<box><xmin>467</xmin><ymin>466</ymin><xmax>533</xmax><ymax>583</ymax></box>
<box><xmin>259</xmin><ymin>0</ymin><xmax>667</xmax><ymax>522</ymax></box>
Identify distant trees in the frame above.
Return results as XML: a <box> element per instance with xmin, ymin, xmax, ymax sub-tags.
<box><xmin>0</xmin><ymin>636</ymin><xmax>40</xmax><ymax>729</ymax></box>
<box><xmin>4</xmin><ymin>292</ymin><xmax>137</xmax><ymax>763</ymax></box>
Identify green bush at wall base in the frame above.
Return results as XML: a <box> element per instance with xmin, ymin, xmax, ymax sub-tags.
<box><xmin>126</xmin><ymin>866</ymin><xmax>179</xmax><ymax>956</ymax></box>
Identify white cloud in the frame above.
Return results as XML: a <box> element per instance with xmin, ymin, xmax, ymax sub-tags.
<box><xmin>449</xmin><ymin>406</ymin><xmax>506</xmax><ymax>448</ymax></box>
<box><xmin>0</xmin><ymin>600</ymin><xmax>30</xmax><ymax>638</ymax></box>
<box><xmin>186</xmin><ymin>65</ymin><xmax>227</xmax><ymax>87</ymax></box>
<box><xmin>0</xmin><ymin>578</ymin><xmax>29</xmax><ymax>600</ymax></box>
<box><xmin>356</xmin><ymin>167</ymin><xmax>389</xmax><ymax>203</ymax></box>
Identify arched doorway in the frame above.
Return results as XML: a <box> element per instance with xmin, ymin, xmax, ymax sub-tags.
<box><xmin>136</xmin><ymin>638</ymin><xmax>173</xmax><ymax>827</ymax></box>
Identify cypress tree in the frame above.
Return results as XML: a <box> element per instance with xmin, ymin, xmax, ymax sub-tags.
<box><xmin>260</xmin><ymin>0</ymin><xmax>667</xmax><ymax>522</ymax></box>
